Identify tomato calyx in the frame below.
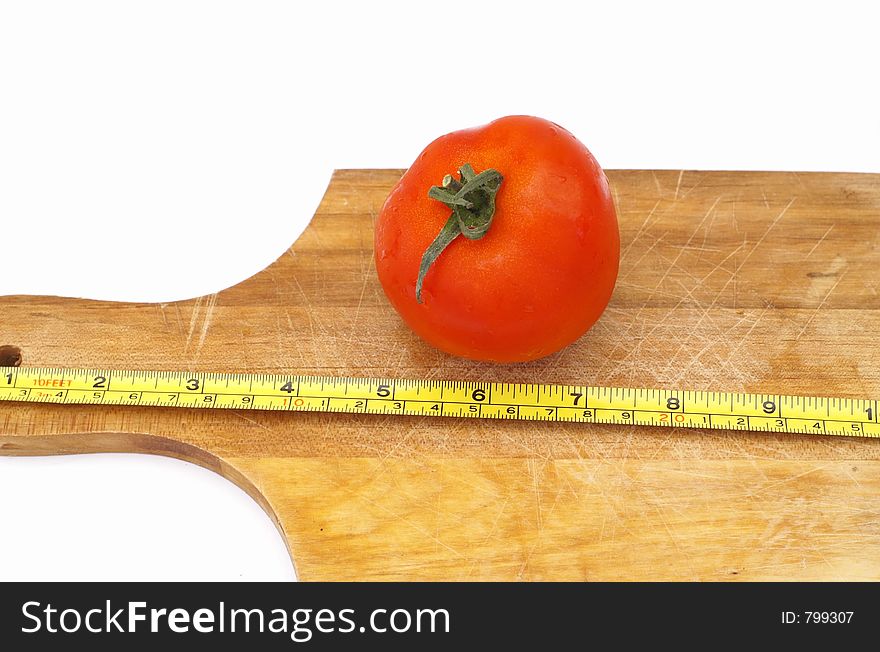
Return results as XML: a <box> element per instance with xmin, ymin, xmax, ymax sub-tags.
<box><xmin>416</xmin><ymin>163</ymin><xmax>503</xmax><ymax>303</ymax></box>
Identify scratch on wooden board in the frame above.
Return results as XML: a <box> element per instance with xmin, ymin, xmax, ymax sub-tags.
<box><xmin>173</xmin><ymin>303</ymin><xmax>185</xmax><ymax>337</ymax></box>
<box><xmin>364</xmin><ymin>415</ymin><xmax>454</xmax><ymax>483</ymax></box>
<box><xmin>738</xmin><ymin>198</ymin><xmax>796</xmax><ymax>270</ymax></box>
<box><xmin>644</xmin><ymin>490</ymin><xmax>696</xmax><ymax>576</ymax></box>
<box><xmin>347</xmin><ymin>255</ymin><xmax>373</xmax><ymax>348</ymax></box>
<box><xmin>842</xmin><ymin>466</ymin><xmax>863</xmax><ymax>490</ymax></box>
<box><xmin>744</xmin><ymin>463</ymin><xmax>834</xmax><ymax>498</ymax></box>
<box><xmin>350</xmin><ymin>486</ymin><xmax>465</xmax><ymax>559</ymax></box>
<box><xmin>528</xmin><ymin>459</ymin><xmax>544</xmax><ymax>535</ymax></box>
<box><xmin>620</xmin><ymin>199</ymin><xmax>662</xmax><ymax>263</ymax></box>
<box><xmin>677</xmin><ymin>292</ymin><xmax>769</xmax><ymax>372</ymax></box>
<box><xmin>519</xmin><ymin>476</ymin><xmax>562</xmax><ymax>578</ymax></box>
<box><xmin>612</xmin><ymin>195</ymin><xmax>722</xmax><ymax>376</ymax></box>
<box><xmin>194</xmin><ymin>293</ymin><xmax>218</xmax><ymax>358</ymax></box>
<box><xmin>647</xmin><ymin>197</ymin><xmax>721</xmax><ymax>298</ymax></box>
<box><xmin>805</xmin><ymin>225</ymin><xmax>834</xmax><ymax>259</ymax></box>
<box><xmin>679</xmin><ymin>173</ymin><xmax>709</xmax><ymax>200</ymax></box>
<box><xmin>231</xmin><ymin>410</ymin><xmax>271</xmax><ymax>432</ymax></box>
<box><xmin>703</xmin><ymin>198</ymin><xmax>796</xmax><ymax>313</ymax></box>
<box><xmin>479</xmin><ymin>496</ymin><xmax>512</xmax><ymax>546</ymax></box>
<box><xmin>291</xmin><ymin>273</ymin><xmax>319</xmax><ymax>345</ymax></box>
<box><xmin>794</xmin><ymin>271</ymin><xmax>846</xmax><ymax>342</ymax></box>
<box><xmin>184</xmin><ymin>295</ymin><xmax>202</xmax><ymax>353</ymax></box>
<box><xmin>650</xmin><ymin>170</ymin><xmax>662</xmax><ymax>194</ymax></box>
<box><xmin>701</xmin><ymin>240</ymin><xmax>747</xmax><ymax>284</ymax></box>
<box><xmin>157</xmin><ymin>303</ymin><xmax>169</xmax><ymax>328</ymax></box>
<box><xmin>610</xmin><ymin>184</ymin><xmax>623</xmax><ymax>218</ymax></box>
<box><xmin>619</xmin><ymin>233</ymin><xmax>666</xmax><ymax>281</ymax></box>
<box><xmin>674</xmin><ymin>170</ymin><xmax>684</xmax><ymax>200</ymax></box>
<box><xmin>698</xmin><ymin>200</ymin><xmax>722</xmax><ymax>259</ymax></box>
<box><xmin>606</xmin><ymin>198</ymin><xmax>725</xmax><ymax>380</ymax></box>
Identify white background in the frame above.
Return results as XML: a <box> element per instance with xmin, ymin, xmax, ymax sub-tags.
<box><xmin>1</xmin><ymin>1</ymin><xmax>878</xmax><ymax>580</ymax></box>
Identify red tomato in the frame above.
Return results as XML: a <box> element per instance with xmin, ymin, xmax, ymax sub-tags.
<box><xmin>375</xmin><ymin>115</ymin><xmax>619</xmax><ymax>362</ymax></box>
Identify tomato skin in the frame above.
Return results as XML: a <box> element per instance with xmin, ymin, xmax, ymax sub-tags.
<box><xmin>375</xmin><ymin>115</ymin><xmax>619</xmax><ymax>362</ymax></box>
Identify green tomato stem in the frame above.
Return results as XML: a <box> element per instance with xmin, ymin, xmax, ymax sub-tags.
<box><xmin>416</xmin><ymin>164</ymin><xmax>503</xmax><ymax>303</ymax></box>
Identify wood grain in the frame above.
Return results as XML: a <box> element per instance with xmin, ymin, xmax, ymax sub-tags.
<box><xmin>3</xmin><ymin>169</ymin><xmax>880</xmax><ymax>580</ymax></box>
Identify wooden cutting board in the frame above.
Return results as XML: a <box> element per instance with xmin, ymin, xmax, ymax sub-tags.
<box><xmin>2</xmin><ymin>169</ymin><xmax>880</xmax><ymax>580</ymax></box>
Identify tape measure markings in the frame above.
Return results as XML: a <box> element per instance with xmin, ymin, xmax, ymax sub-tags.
<box><xmin>1</xmin><ymin>366</ymin><xmax>879</xmax><ymax>439</ymax></box>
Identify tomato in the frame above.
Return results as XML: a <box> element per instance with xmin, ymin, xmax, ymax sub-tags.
<box><xmin>374</xmin><ymin>115</ymin><xmax>619</xmax><ymax>362</ymax></box>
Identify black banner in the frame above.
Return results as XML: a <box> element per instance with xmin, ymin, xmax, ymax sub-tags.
<box><xmin>0</xmin><ymin>582</ymin><xmax>875</xmax><ymax>648</ymax></box>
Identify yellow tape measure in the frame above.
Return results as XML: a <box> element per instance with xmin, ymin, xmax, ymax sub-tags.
<box><xmin>1</xmin><ymin>366</ymin><xmax>878</xmax><ymax>438</ymax></box>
